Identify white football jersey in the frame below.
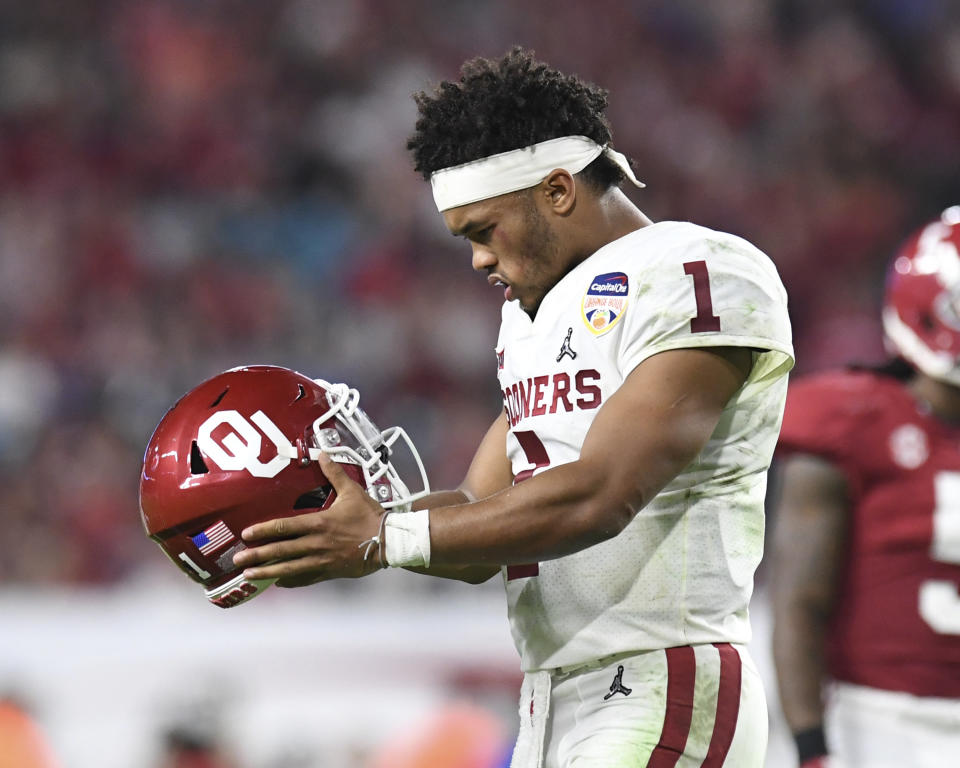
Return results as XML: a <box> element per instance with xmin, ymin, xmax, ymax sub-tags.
<box><xmin>495</xmin><ymin>220</ymin><xmax>794</xmax><ymax>672</ymax></box>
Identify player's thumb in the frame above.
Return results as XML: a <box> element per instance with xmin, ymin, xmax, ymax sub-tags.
<box><xmin>317</xmin><ymin>451</ymin><xmax>353</xmax><ymax>494</ymax></box>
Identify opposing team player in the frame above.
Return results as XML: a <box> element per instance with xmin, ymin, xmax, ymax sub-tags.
<box><xmin>235</xmin><ymin>48</ymin><xmax>794</xmax><ymax>767</ymax></box>
<box><xmin>772</xmin><ymin>207</ymin><xmax>960</xmax><ymax>767</ymax></box>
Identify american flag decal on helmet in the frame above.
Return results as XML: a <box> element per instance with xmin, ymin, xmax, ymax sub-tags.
<box><xmin>192</xmin><ymin>520</ymin><xmax>235</xmax><ymax>555</ymax></box>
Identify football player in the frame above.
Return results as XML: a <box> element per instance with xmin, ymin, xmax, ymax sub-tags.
<box><xmin>234</xmin><ymin>48</ymin><xmax>794</xmax><ymax>767</ymax></box>
<box><xmin>772</xmin><ymin>207</ymin><xmax>960</xmax><ymax>767</ymax></box>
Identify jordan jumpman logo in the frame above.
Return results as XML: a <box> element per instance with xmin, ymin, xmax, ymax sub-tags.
<box><xmin>556</xmin><ymin>327</ymin><xmax>577</xmax><ymax>362</ymax></box>
<box><xmin>603</xmin><ymin>665</ymin><xmax>633</xmax><ymax>700</ymax></box>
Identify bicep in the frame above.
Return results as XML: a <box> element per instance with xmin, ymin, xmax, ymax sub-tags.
<box><xmin>459</xmin><ymin>411</ymin><xmax>513</xmax><ymax>500</ymax></box>
<box><xmin>771</xmin><ymin>454</ymin><xmax>849</xmax><ymax>614</ymax></box>
<box><xmin>578</xmin><ymin>345</ymin><xmax>753</xmax><ymax>513</ymax></box>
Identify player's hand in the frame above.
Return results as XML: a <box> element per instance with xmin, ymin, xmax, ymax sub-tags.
<box><xmin>233</xmin><ymin>452</ymin><xmax>385</xmax><ymax>586</ymax></box>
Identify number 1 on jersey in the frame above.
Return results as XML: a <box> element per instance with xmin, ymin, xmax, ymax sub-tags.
<box><xmin>684</xmin><ymin>260</ymin><xmax>721</xmax><ymax>333</ymax></box>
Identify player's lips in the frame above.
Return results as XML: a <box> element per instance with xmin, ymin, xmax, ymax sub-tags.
<box><xmin>488</xmin><ymin>274</ymin><xmax>512</xmax><ymax>300</ymax></box>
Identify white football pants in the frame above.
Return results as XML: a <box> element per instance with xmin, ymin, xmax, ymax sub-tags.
<box><xmin>826</xmin><ymin>681</ymin><xmax>960</xmax><ymax>768</ymax></box>
<box><xmin>510</xmin><ymin>643</ymin><xmax>768</xmax><ymax>768</ymax></box>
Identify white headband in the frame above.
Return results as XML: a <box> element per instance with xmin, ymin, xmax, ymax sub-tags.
<box><xmin>429</xmin><ymin>135</ymin><xmax>645</xmax><ymax>212</ymax></box>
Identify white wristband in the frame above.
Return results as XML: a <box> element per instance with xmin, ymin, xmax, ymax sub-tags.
<box><xmin>384</xmin><ymin>509</ymin><xmax>431</xmax><ymax>568</ymax></box>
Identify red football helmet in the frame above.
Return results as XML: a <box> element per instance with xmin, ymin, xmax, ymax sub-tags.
<box><xmin>139</xmin><ymin>365</ymin><xmax>429</xmax><ymax>608</ymax></box>
<box><xmin>883</xmin><ymin>206</ymin><xmax>960</xmax><ymax>385</ymax></box>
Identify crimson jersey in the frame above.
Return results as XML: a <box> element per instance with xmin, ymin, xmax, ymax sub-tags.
<box><xmin>778</xmin><ymin>370</ymin><xmax>960</xmax><ymax>697</ymax></box>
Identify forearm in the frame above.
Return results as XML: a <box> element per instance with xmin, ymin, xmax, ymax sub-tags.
<box><xmin>399</xmin><ymin>461</ymin><xmax>630</xmax><ymax>576</ymax></box>
<box><xmin>403</xmin><ymin>489</ymin><xmax>501</xmax><ymax>582</ymax></box>
<box><xmin>428</xmin><ymin>457</ymin><xmax>630</xmax><ymax>567</ymax></box>
<box><xmin>772</xmin><ymin>601</ymin><xmax>830</xmax><ymax>733</ymax></box>
<box><xmin>769</xmin><ymin>455</ymin><xmax>849</xmax><ymax>740</ymax></box>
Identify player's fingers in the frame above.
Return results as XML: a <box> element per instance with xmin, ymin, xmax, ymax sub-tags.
<box><xmin>240</xmin><ymin>511</ymin><xmax>318</xmax><ymax>543</ymax></box>
<box><xmin>241</xmin><ymin>556</ymin><xmax>326</xmax><ymax>583</ymax></box>
<box><xmin>317</xmin><ymin>451</ymin><xmax>357</xmax><ymax>494</ymax></box>
<box><xmin>234</xmin><ymin>531</ymin><xmax>322</xmax><ymax>567</ymax></box>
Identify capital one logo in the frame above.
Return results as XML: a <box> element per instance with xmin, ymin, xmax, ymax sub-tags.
<box><xmin>197</xmin><ymin>410</ymin><xmax>292</xmax><ymax>478</ymax></box>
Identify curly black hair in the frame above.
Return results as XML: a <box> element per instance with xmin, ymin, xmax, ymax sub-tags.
<box><xmin>407</xmin><ymin>47</ymin><xmax>626</xmax><ymax>191</ymax></box>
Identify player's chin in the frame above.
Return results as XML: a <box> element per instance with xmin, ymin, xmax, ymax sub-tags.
<box><xmin>519</xmin><ymin>296</ymin><xmax>543</xmax><ymax>315</ymax></box>
<box><xmin>511</xmin><ymin>287</ymin><xmax>529</xmax><ymax>307</ymax></box>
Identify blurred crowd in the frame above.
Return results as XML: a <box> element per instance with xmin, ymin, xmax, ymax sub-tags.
<box><xmin>1</xmin><ymin>0</ymin><xmax>958</xmax><ymax>587</ymax></box>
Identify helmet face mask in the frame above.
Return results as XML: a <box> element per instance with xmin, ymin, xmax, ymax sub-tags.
<box><xmin>139</xmin><ymin>366</ymin><xmax>429</xmax><ymax>608</ymax></box>
<box><xmin>883</xmin><ymin>206</ymin><xmax>960</xmax><ymax>385</ymax></box>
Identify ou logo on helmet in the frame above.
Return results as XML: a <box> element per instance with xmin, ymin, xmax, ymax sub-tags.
<box><xmin>197</xmin><ymin>410</ymin><xmax>293</xmax><ymax>478</ymax></box>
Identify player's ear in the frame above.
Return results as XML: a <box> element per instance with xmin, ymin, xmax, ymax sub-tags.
<box><xmin>541</xmin><ymin>169</ymin><xmax>576</xmax><ymax>215</ymax></box>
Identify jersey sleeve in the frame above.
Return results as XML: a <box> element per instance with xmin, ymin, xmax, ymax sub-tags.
<box><xmin>616</xmin><ymin>228</ymin><xmax>794</xmax><ymax>381</ymax></box>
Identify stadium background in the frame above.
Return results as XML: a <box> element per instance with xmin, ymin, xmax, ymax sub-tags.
<box><xmin>1</xmin><ymin>0</ymin><xmax>958</xmax><ymax>765</ymax></box>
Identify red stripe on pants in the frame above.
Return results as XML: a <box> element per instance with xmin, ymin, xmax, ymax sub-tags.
<box><xmin>647</xmin><ymin>646</ymin><xmax>697</xmax><ymax>768</ymax></box>
<box><xmin>701</xmin><ymin>642</ymin><xmax>742</xmax><ymax>768</ymax></box>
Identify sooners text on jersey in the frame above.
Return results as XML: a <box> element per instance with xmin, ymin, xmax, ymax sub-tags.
<box><xmin>500</xmin><ymin>368</ymin><xmax>602</xmax><ymax>428</ymax></box>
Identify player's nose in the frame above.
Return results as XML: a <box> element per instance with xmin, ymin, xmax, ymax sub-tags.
<box><xmin>471</xmin><ymin>244</ymin><xmax>496</xmax><ymax>272</ymax></box>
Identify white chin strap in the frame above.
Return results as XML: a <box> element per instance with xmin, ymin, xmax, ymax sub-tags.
<box><xmin>429</xmin><ymin>135</ymin><xmax>645</xmax><ymax>212</ymax></box>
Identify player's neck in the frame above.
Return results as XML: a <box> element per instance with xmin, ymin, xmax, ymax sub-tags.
<box><xmin>908</xmin><ymin>373</ymin><xmax>960</xmax><ymax>423</ymax></box>
<box><xmin>574</xmin><ymin>187</ymin><xmax>652</xmax><ymax>258</ymax></box>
